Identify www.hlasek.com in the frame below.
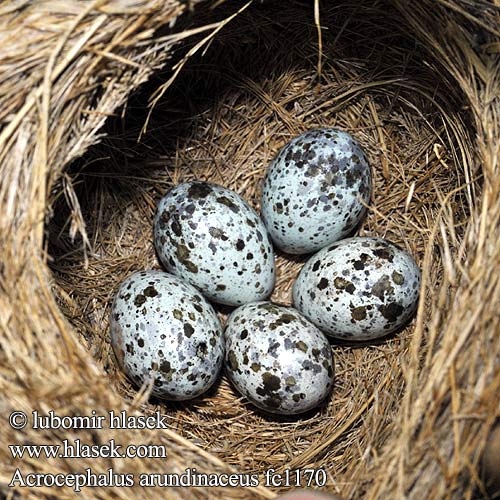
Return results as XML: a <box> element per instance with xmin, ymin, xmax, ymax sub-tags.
<box><xmin>10</xmin><ymin>439</ymin><xmax>167</xmax><ymax>460</ymax></box>
<box><xmin>8</xmin><ymin>409</ymin><xmax>327</xmax><ymax>491</ymax></box>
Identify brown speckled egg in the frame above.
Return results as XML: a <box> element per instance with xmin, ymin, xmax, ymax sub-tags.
<box><xmin>154</xmin><ymin>181</ymin><xmax>275</xmax><ymax>306</ymax></box>
<box><xmin>293</xmin><ymin>237</ymin><xmax>421</xmax><ymax>341</ymax></box>
<box><xmin>261</xmin><ymin>128</ymin><xmax>371</xmax><ymax>254</ymax></box>
<box><xmin>224</xmin><ymin>302</ymin><xmax>334</xmax><ymax>415</ymax></box>
<box><xmin>110</xmin><ymin>270</ymin><xmax>224</xmax><ymax>400</ymax></box>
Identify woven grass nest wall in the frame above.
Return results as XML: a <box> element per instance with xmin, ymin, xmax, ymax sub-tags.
<box><xmin>1</xmin><ymin>1</ymin><xmax>499</xmax><ymax>499</ymax></box>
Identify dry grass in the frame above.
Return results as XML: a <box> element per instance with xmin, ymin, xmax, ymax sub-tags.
<box><xmin>0</xmin><ymin>1</ymin><xmax>499</xmax><ymax>499</ymax></box>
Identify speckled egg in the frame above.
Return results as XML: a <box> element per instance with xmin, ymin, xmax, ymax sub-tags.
<box><xmin>110</xmin><ymin>270</ymin><xmax>224</xmax><ymax>400</ymax></box>
<box><xmin>293</xmin><ymin>237</ymin><xmax>421</xmax><ymax>341</ymax></box>
<box><xmin>224</xmin><ymin>302</ymin><xmax>334</xmax><ymax>415</ymax></box>
<box><xmin>261</xmin><ymin>128</ymin><xmax>371</xmax><ymax>254</ymax></box>
<box><xmin>154</xmin><ymin>182</ymin><xmax>275</xmax><ymax>306</ymax></box>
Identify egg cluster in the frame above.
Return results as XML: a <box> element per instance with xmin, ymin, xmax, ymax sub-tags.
<box><xmin>110</xmin><ymin>127</ymin><xmax>421</xmax><ymax>415</ymax></box>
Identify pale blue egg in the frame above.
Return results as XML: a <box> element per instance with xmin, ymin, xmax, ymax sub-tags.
<box><xmin>293</xmin><ymin>237</ymin><xmax>421</xmax><ymax>341</ymax></box>
<box><xmin>110</xmin><ymin>270</ymin><xmax>224</xmax><ymax>400</ymax></box>
<box><xmin>261</xmin><ymin>128</ymin><xmax>371</xmax><ymax>254</ymax></box>
<box><xmin>154</xmin><ymin>182</ymin><xmax>275</xmax><ymax>306</ymax></box>
<box><xmin>224</xmin><ymin>301</ymin><xmax>334</xmax><ymax>415</ymax></box>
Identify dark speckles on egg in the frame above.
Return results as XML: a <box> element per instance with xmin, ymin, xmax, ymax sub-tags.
<box><xmin>292</xmin><ymin>237</ymin><xmax>421</xmax><ymax>341</ymax></box>
<box><xmin>261</xmin><ymin>128</ymin><xmax>371</xmax><ymax>254</ymax></box>
<box><xmin>373</xmin><ymin>246</ymin><xmax>394</xmax><ymax>262</ymax></box>
<box><xmin>143</xmin><ymin>285</ymin><xmax>158</xmax><ymax>298</ymax></box>
<box><xmin>224</xmin><ymin>301</ymin><xmax>334</xmax><ymax>415</ymax></box>
<box><xmin>371</xmin><ymin>275</ymin><xmax>394</xmax><ymax>300</ymax></box>
<box><xmin>333</xmin><ymin>277</ymin><xmax>355</xmax><ymax>294</ymax></box>
<box><xmin>261</xmin><ymin>372</ymin><xmax>281</xmax><ymax>392</ymax></box>
<box><xmin>227</xmin><ymin>350</ymin><xmax>239</xmax><ymax>372</ymax></box>
<box><xmin>154</xmin><ymin>181</ymin><xmax>275</xmax><ymax>306</ymax></box>
<box><xmin>392</xmin><ymin>270</ymin><xmax>405</xmax><ymax>285</ymax></box>
<box><xmin>176</xmin><ymin>244</ymin><xmax>198</xmax><ymax>273</ymax></box>
<box><xmin>351</xmin><ymin>305</ymin><xmax>367</xmax><ymax>321</ymax></box>
<box><xmin>378</xmin><ymin>302</ymin><xmax>405</xmax><ymax>322</ymax></box>
<box><xmin>317</xmin><ymin>278</ymin><xmax>329</xmax><ymax>290</ymax></box>
<box><xmin>216</xmin><ymin>195</ymin><xmax>240</xmax><ymax>213</ymax></box>
<box><xmin>183</xmin><ymin>323</ymin><xmax>194</xmax><ymax>337</ymax></box>
<box><xmin>209</xmin><ymin>227</ymin><xmax>228</xmax><ymax>241</ymax></box>
<box><xmin>134</xmin><ymin>294</ymin><xmax>146</xmax><ymax>307</ymax></box>
<box><xmin>187</xmin><ymin>182</ymin><xmax>213</xmax><ymax>199</ymax></box>
<box><xmin>110</xmin><ymin>270</ymin><xmax>224</xmax><ymax>401</ymax></box>
<box><xmin>170</xmin><ymin>217</ymin><xmax>182</xmax><ymax>237</ymax></box>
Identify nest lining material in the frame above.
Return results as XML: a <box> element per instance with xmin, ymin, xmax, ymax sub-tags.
<box><xmin>1</xmin><ymin>1</ymin><xmax>499</xmax><ymax>499</ymax></box>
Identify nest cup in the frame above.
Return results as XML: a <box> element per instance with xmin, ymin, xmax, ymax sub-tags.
<box><xmin>2</xmin><ymin>1</ymin><xmax>499</xmax><ymax>499</ymax></box>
